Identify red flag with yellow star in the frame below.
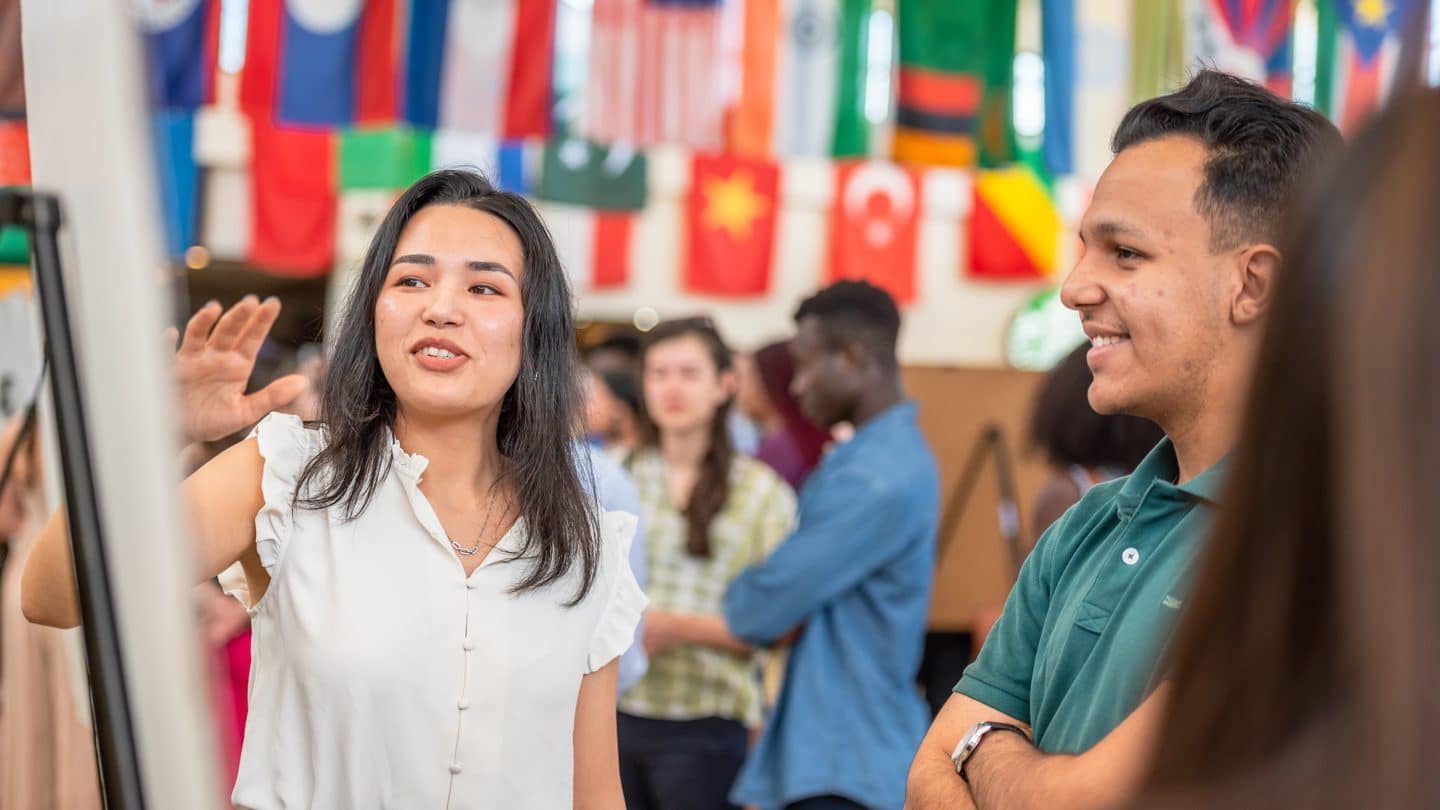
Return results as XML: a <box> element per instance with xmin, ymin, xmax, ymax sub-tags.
<box><xmin>685</xmin><ymin>153</ymin><xmax>780</xmax><ymax>296</ymax></box>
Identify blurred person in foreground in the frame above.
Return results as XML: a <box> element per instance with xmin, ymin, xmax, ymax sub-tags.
<box><xmin>654</xmin><ymin>280</ymin><xmax>940</xmax><ymax>810</ymax></box>
<box><xmin>906</xmin><ymin>70</ymin><xmax>1340</xmax><ymax>810</ymax></box>
<box><xmin>735</xmin><ymin>340</ymin><xmax>831</xmax><ymax>491</ymax></box>
<box><xmin>1133</xmin><ymin>89</ymin><xmax>1440</xmax><ymax>810</ymax></box>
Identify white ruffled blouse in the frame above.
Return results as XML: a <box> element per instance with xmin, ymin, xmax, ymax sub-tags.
<box><xmin>225</xmin><ymin>413</ymin><xmax>646</xmax><ymax>810</ymax></box>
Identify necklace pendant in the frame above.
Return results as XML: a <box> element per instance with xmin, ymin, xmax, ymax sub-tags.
<box><xmin>451</xmin><ymin>541</ymin><xmax>481</xmax><ymax>556</ymax></box>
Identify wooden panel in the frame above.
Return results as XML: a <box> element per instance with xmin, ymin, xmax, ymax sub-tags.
<box><xmin>902</xmin><ymin>365</ymin><xmax>1050</xmax><ymax>632</ymax></box>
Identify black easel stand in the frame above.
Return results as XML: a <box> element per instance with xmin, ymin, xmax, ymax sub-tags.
<box><xmin>0</xmin><ymin>189</ymin><xmax>145</xmax><ymax>809</ymax></box>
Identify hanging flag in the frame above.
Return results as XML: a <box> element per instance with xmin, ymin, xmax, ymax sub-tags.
<box><xmin>1041</xmin><ymin>0</ymin><xmax>1074</xmax><ymax>176</ymax></box>
<box><xmin>969</xmin><ymin>166</ymin><xmax>1059</xmax><ymax>282</ymax></box>
<box><xmin>1331</xmin><ymin>0</ymin><xmax>1419</xmax><ymax>131</ymax></box>
<box><xmin>540</xmin><ymin>203</ymin><xmax>635</xmax><ymax>290</ymax></box>
<box><xmin>140</xmin><ymin>0</ymin><xmax>221</xmax><ymax>109</ymax></box>
<box><xmin>0</xmin><ymin>0</ymin><xmax>22</xmax><ymax>116</ymax></box>
<box><xmin>355</xmin><ymin>0</ymin><xmax>400</xmax><ymax>123</ymax></box>
<box><xmin>537</xmin><ymin>139</ymin><xmax>647</xmax><ymax>210</ymax></box>
<box><xmin>403</xmin><ymin>0</ymin><xmax>555</xmax><ymax>137</ymax></box>
<box><xmin>430</xmin><ymin>131</ymin><xmax>536</xmax><ymax>194</ymax></box>
<box><xmin>586</xmin><ymin>0</ymin><xmax>726</xmax><ymax>150</ymax></box>
<box><xmin>726</xmin><ymin>0</ymin><xmax>780</xmax><ymax>156</ymax></box>
<box><xmin>274</xmin><ymin>0</ymin><xmax>367</xmax><ymax>125</ymax></box>
<box><xmin>152</xmin><ymin>111</ymin><xmax>200</xmax><ymax>259</ymax></box>
<box><xmin>1186</xmin><ymin>0</ymin><xmax>1294</xmax><ymax>96</ymax></box>
<box><xmin>827</xmin><ymin>161</ymin><xmax>921</xmax><ymax>304</ymax></box>
<box><xmin>0</xmin><ymin>121</ymin><xmax>28</xmax><ymax>186</ymax></box>
<box><xmin>1129</xmin><ymin>0</ymin><xmax>1186</xmax><ymax>104</ymax></box>
<box><xmin>240</xmin><ymin>0</ymin><xmax>283</xmax><ymax>118</ymax></box>
<box><xmin>894</xmin><ymin>0</ymin><xmax>1017</xmax><ymax>168</ymax></box>
<box><xmin>248</xmin><ymin>123</ymin><xmax>338</xmax><ymax>275</ymax></box>
<box><xmin>685</xmin><ymin>154</ymin><xmax>779</xmax><ymax>296</ymax></box>
<box><xmin>339</xmin><ymin>127</ymin><xmax>433</xmax><ymax>191</ymax></box>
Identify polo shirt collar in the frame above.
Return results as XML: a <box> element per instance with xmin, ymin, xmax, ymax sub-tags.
<box><xmin>1115</xmin><ymin>438</ymin><xmax>1230</xmax><ymax>518</ymax></box>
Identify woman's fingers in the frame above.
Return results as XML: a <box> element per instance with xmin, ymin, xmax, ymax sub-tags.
<box><xmin>176</xmin><ymin>300</ymin><xmax>222</xmax><ymax>356</ymax></box>
<box><xmin>234</xmin><ymin>297</ymin><xmax>282</xmax><ymax>363</ymax></box>
<box><xmin>207</xmin><ymin>294</ymin><xmax>260</xmax><ymax>352</ymax></box>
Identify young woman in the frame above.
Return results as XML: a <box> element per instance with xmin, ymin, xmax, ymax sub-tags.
<box><xmin>1134</xmin><ymin>90</ymin><xmax>1440</xmax><ymax>809</ymax></box>
<box><xmin>617</xmin><ymin>318</ymin><xmax>796</xmax><ymax>810</ymax></box>
<box><xmin>23</xmin><ymin>169</ymin><xmax>644</xmax><ymax>810</ymax></box>
<box><xmin>734</xmin><ymin>340</ymin><xmax>830</xmax><ymax>491</ymax></box>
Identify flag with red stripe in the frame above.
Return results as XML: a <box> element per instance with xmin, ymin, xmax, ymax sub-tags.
<box><xmin>402</xmin><ymin>0</ymin><xmax>555</xmax><ymax>138</ymax></box>
<box><xmin>586</xmin><ymin>0</ymin><xmax>725</xmax><ymax>149</ymax></box>
<box><xmin>248</xmin><ymin>122</ymin><xmax>338</xmax><ymax>275</ymax></box>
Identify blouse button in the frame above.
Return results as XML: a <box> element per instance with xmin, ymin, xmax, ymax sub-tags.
<box><xmin>465</xmin><ymin>580</ymin><xmax>477</xmax><ymax>590</ymax></box>
<box><xmin>463</xmin><ymin>639</ymin><xmax>476</xmax><ymax>651</ymax></box>
<box><xmin>458</xmin><ymin>698</ymin><xmax>470</xmax><ymax>710</ymax></box>
<box><xmin>449</xmin><ymin>762</ymin><xmax>463</xmax><ymax>775</ymax></box>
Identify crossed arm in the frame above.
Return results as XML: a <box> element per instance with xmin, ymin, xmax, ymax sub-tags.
<box><xmin>905</xmin><ymin>686</ymin><xmax>1169</xmax><ymax>810</ymax></box>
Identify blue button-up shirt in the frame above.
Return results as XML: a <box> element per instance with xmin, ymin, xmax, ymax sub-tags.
<box><xmin>723</xmin><ymin>402</ymin><xmax>939</xmax><ymax>810</ymax></box>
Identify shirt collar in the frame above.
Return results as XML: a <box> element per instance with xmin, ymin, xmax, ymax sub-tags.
<box><xmin>1115</xmin><ymin>438</ymin><xmax>1230</xmax><ymax>515</ymax></box>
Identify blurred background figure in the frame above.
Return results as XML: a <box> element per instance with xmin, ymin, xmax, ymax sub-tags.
<box><xmin>618</xmin><ymin>318</ymin><xmax>796</xmax><ymax>810</ymax></box>
<box><xmin>735</xmin><ymin>340</ymin><xmax>831</xmax><ymax>491</ymax></box>
<box><xmin>0</xmin><ymin>412</ymin><xmax>102</xmax><ymax>809</ymax></box>
<box><xmin>1027</xmin><ymin>342</ymin><xmax>1164</xmax><ymax>551</ymax></box>
<box><xmin>585</xmin><ymin>365</ymin><xmax>644</xmax><ymax>458</ymax></box>
<box><xmin>1136</xmin><ymin>89</ymin><xmax>1440</xmax><ymax>810</ymax></box>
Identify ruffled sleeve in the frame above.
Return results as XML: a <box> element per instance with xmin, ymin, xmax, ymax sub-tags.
<box><xmin>247</xmin><ymin>412</ymin><xmax>320</xmax><ymax>577</ymax></box>
<box><xmin>586</xmin><ymin>509</ymin><xmax>649</xmax><ymax>673</ymax></box>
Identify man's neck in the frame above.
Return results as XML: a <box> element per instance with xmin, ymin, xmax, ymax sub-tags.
<box><xmin>1161</xmin><ymin>393</ymin><xmax>1242</xmax><ymax>485</ymax></box>
<box><xmin>850</xmin><ymin>374</ymin><xmax>906</xmax><ymax>429</ymax></box>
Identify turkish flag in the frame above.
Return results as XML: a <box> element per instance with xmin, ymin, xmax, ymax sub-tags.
<box><xmin>827</xmin><ymin>161</ymin><xmax>921</xmax><ymax>304</ymax></box>
<box><xmin>685</xmin><ymin>153</ymin><xmax>780</xmax><ymax>297</ymax></box>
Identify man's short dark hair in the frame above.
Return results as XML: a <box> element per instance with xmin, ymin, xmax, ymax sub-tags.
<box><xmin>794</xmin><ymin>280</ymin><xmax>901</xmax><ymax>367</ymax></box>
<box><xmin>1112</xmin><ymin>69</ymin><xmax>1341</xmax><ymax>251</ymax></box>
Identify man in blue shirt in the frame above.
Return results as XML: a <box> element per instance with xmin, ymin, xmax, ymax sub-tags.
<box><xmin>725</xmin><ymin>281</ymin><xmax>940</xmax><ymax>810</ymax></box>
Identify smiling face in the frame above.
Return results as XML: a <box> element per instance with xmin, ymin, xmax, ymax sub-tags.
<box><xmin>642</xmin><ymin>333</ymin><xmax>732</xmax><ymax>438</ymax></box>
<box><xmin>373</xmin><ymin>204</ymin><xmax>526</xmax><ymax>422</ymax></box>
<box><xmin>1061</xmin><ymin>136</ymin><xmax>1236</xmax><ymax>423</ymax></box>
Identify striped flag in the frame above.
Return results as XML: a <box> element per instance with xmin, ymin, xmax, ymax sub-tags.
<box><xmin>248</xmin><ymin>122</ymin><xmax>338</xmax><ymax>275</ymax></box>
<box><xmin>1327</xmin><ymin>0</ymin><xmax>1421</xmax><ymax>132</ymax></box>
<box><xmin>403</xmin><ymin>0</ymin><xmax>556</xmax><ymax>137</ymax></box>
<box><xmin>1186</xmin><ymin>0</ymin><xmax>1294</xmax><ymax>96</ymax></box>
<box><xmin>429</xmin><ymin>130</ymin><xmax>537</xmax><ymax>194</ymax></box>
<box><xmin>140</xmin><ymin>0</ymin><xmax>221</xmax><ymax>109</ymax></box>
<box><xmin>585</xmin><ymin>0</ymin><xmax>726</xmax><ymax>150</ymax></box>
<box><xmin>242</xmin><ymin>0</ymin><xmax>400</xmax><ymax>125</ymax></box>
<box><xmin>968</xmin><ymin>166</ymin><xmax>1060</xmax><ymax>282</ymax></box>
<box><xmin>894</xmin><ymin>0</ymin><xmax>1017</xmax><ymax>168</ymax></box>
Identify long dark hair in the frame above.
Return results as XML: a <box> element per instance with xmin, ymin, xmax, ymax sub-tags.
<box><xmin>1137</xmin><ymin>90</ymin><xmax>1440</xmax><ymax>808</ymax></box>
<box><xmin>638</xmin><ymin>318</ymin><xmax>735</xmax><ymax>558</ymax></box>
<box><xmin>296</xmin><ymin>169</ymin><xmax>600</xmax><ymax>603</ymax></box>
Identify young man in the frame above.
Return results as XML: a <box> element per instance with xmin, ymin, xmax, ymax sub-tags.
<box><xmin>905</xmin><ymin>71</ymin><xmax>1341</xmax><ymax>810</ymax></box>
<box><xmin>647</xmin><ymin>281</ymin><xmax>940</xmax><ymax>809</ymax></box>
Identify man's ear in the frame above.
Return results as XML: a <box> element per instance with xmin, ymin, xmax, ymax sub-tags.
<box><xmin>840</xmin><ymin>340</ymin><xmax>869</xmax><ymax>374</ymax></box>
<box><xmin>1233</xmin><ymin>243</ymin><xmax>1281</xmax><ymax>326</ymax></box>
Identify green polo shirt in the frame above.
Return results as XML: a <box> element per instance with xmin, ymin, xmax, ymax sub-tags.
<box><xmin>954</xmin><ymin>438</ymin><xmax>1227</xmax><ymax>753</ymax></box>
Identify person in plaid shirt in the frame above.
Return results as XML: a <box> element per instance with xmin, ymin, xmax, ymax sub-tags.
<box><xmin>617</xmin><ymin>317</ymin><xmax>798</xmax><ymax>810</ymax></box>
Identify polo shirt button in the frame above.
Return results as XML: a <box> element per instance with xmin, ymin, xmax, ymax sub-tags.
<box><xmin>449</xmin><ymin>762</ymin><xmax>463</xmax><ymax>774</ymax></box>
<box><xmin>458</xmin><ymin>698</ymin><xmax>470</xmax><ymax>710</ymax></box>
<box><xmin>463</xmin><ymin>639</ymin><xmax>476</xmax><ymax>651</ymax></box>
<box><xmin>1122</xmin><ymin>547</ymin><xmax>1140</xmax><ymax>565</ymax></box>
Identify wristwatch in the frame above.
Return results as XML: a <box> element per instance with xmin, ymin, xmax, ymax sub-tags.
<box><xmin>951</xmin><ymin>721</ymin><xmax>1030</xmax><ymax>783</ymax></box>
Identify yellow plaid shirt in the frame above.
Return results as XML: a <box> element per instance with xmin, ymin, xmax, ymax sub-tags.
<box><xmin>619</xmin><ymin>449</ymin><xmax>797</xmax><ymax>726</ymax></box>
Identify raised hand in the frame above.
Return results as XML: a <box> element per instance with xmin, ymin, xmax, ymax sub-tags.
<box><xmin>170</xmin><ymin>296</ymin><xmax>310</xmax><ymax>445</ymax></box>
